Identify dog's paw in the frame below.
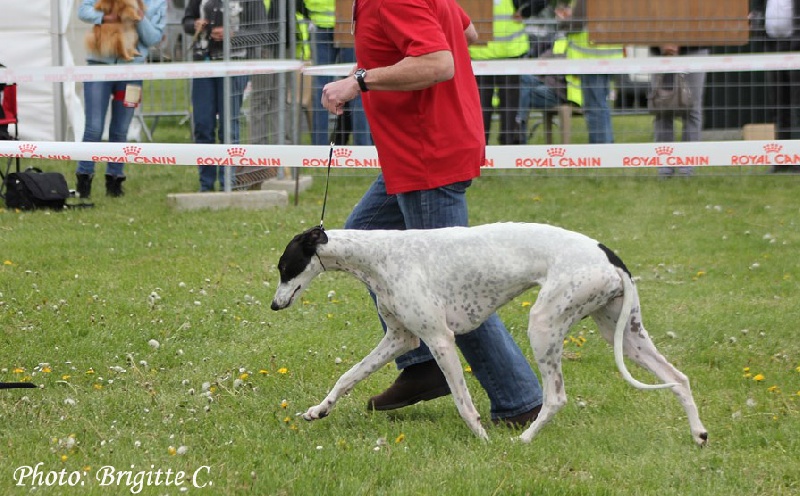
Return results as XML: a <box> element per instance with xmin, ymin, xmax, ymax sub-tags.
<box><xmin>302</xmin><ymin>405</ymin><xmax>330</xmax><ymax>421</ymax></box>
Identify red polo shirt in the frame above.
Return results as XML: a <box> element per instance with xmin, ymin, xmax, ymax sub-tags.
<box><xmin>354</xmin><ymin>0</ymin><xmax>485</xmax><ymax>195</ymax></box>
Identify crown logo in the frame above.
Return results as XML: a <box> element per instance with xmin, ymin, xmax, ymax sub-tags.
<box><xmin>18</xmin><ymin>144</ymin><xmax>37</xmax><ymax>154</ymax></box>
<box><xmin>655</xmin><ymin>146</ymin><xmax>674</xmax><ymax>156</ymax></box>
<box><xmin>763</xmin><ymin>143</ymin><xmax>782</xmax><ymax>154</ymax></box>
<box><xmin>546</xmin><ymin>147</ymin><xmax>565</xmax><ymax>157</ymax></box>
<box><xmin>227</xmin><ymin>147</ymin><xmax>246</xmax><ymax>157</ymax></box>
<box><xmin>123</xmin><ymin>146</ymin><xmax>141</xmax><ymax>156</ymax></box>
<box><xmin>333</xmin><ymin>148</ymin><xmax>352</xmax><ymax>158</ymax></box>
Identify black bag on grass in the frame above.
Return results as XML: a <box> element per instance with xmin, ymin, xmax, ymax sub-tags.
<box><xmin>3</xmin><ymin>167</ymin><xmax>69</xmax><ymax>210</ymax></box>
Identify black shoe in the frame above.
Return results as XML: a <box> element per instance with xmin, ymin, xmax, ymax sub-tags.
<box><xmin>105</xmin><ymin>174</ymin><xmax>126</xmax><ymax>197</ymax></box>
<box><xmin>76</xmin><ymin>173</ymin><xmax>94</xmax><ymax>199</ymax></box>
<box><xmin>492</xmin><ymin>404</ymin><xmax>542</xmax><ymax>428</ymax></box>
<box><xmin>367</xmin><ymin>360</ymin><xmax>451</xmax><ymax>411</ymax></box>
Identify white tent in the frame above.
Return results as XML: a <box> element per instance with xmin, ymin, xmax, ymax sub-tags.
<box><xmin>0</xmin><ymin>0</ymin><xmax>88</xmax><ymax>141</ymax></box>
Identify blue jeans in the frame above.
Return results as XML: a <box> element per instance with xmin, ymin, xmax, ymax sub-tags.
<box><xmin>191</xmin><ymin>75</ymin><xmax>249</xmax><ymax>191</ymax></box>
<box><xmin>517</xmin><ymin>75</ymin><xmax>563</xmax><ymax>141</ymax></box>
<box><xmin>76</xmin><ymin>77</ymin><xmax>140</xmax><ymax>177</ymax></box>
<box><xmin>344</xmin><ymin>174</ymin><xmax>543</xmax><ymax>418</ymax></box>
<box><xmin>311</xmin><ymin>28</ymin><xmax>371</xmax><ymax>146</ymax></box>
<box><xmin>581</xmin><ymin>73</ymin><xmax>614</xmax><ymax>144</ymax></box>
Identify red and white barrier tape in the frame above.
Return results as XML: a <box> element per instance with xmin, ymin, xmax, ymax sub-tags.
<box><xmin>304</xmin><ymin>53</ymin><xmax>800</xmax><ymax>77</ymax></box>
<box><xmin>2</xmin><ymin>140</ymin><xmax>798</xmax><ymax>169</ymax></box>
<box><xmin>0</xmin><ymin>60</ymin><xmax>304</xmax><ymax>84</ymax></box>
<box><xmin>2</xmin><ymin>53</ymin><xmax>798</xmax><ymax>84</ymax></box>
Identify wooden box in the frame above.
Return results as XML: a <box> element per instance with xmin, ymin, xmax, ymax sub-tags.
<box><xmin>586</xmin><ymin>0</ymin><xmax>750</xmax><ymax>46</ymax></box>
<box><xmin>333</xmin><ymin>0</ymin><xmax>493</xmax><ymax>48</ymax></box>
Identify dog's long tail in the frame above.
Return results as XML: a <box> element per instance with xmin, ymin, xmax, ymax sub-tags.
<box><xmin>614</xmin><ymin>270</ymin><xmax>679</xmax><ymax>390</ymax></box>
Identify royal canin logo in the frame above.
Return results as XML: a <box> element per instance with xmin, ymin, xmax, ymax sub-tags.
<box><xmin>655</xmin><ymin>146</ymin><xmax>674</xmax><ymax>156</ymax></box>
<box><xmin>19</xmin><ymin>144</ymin><xmax>37</xmax><ymax>154</ymax></box>
<box><xmin>763</xmin><ymin>143</ymin><xmax>782</xmax><ymax>154</ymax></box>
<box><xmin>227</xmin><ymin>147</ymin><xmax>247</xmax><ymax>157</ymax></box>
<box><xmin>123</xmin><ymin>146</ymin><xmax>142</xmax><ymax>156</ymax></box>
<box><xmin>333</xmin><ymin>148</ymin><xmax>352</xmax><ymax>158</ymax></box>
<box><xmin>546</xmin><ymin>147</ymin><xmax>566</xmax><ymax>157</ymax></box>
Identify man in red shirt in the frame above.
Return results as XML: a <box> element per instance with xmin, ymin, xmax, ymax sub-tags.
<box><xmin>321</xmin><ymin>0</ymin><xmax>542</xmax><ymax>426</ymax></box>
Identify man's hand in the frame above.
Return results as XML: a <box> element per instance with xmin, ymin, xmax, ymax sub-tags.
<box><xmin>322</xmin><ymin>72</ymin><xmax>360</xmax><ymax>115</ymax></box>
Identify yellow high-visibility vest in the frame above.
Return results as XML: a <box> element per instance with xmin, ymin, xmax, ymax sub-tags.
<box><xmin>552</xmin><ymin>38</ymin><xmax>582</xmax><ymax>107</ymax></box>
<box><xmin>303</xmin><ymin>0</ymin><xmax>335</xmax><ymax>29</ymax></box>
<box><xmin>469</xmin><ymin>0</ymin><xmax>529</xmax><ymax>60</ymax></box>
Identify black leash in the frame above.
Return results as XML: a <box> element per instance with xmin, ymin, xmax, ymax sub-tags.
<box><xmin>319</xmin><ymin>111</ymin><xmax>347</xmax><ymax>228</ymax></box>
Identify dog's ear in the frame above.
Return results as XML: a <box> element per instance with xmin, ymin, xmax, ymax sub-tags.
<box><xmin>301</xmin><ymin>227</ymin><xmax>328</xmax><ymax>256</ymax></box>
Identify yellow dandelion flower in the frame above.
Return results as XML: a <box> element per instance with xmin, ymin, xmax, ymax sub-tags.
<box><xmin>743</xmin><ymin>372</ymin><xmax>752</xmax><ymax>378</ymax></box>
<box><xmin>60</xmin><ymin>455</ymin><xmax>68</xmax><ymax>462</ymax></box>
<box><xmin>61</xmin><ymin>375</ymin><xmax>71</xmax><ymax>381</ymax></box>
<box><xmin>795</xmin><ymin>365</ymin><xmax>800</xmax><ymax>373</ymax></box>
<box><xmin>240</xmin><ymin>373</ymin><xmax>249</xmax><ymax>381</ymax></box>
<box><xmin>532</xmin><ymin>195</ymin><xmax>542</xmax><ymax>202</ymax></box>
<box><xmin>13</xmin><ymin>367</ymin><xmax>24</xmax><ymax>374</ymax></box>
<box><xmin>93</xmin><ymin>383</ymin><xmax>103</xmax><ymax>390</ymax></box>
<box><xmin>395</xmin><ymin>433</ymin><xmax>405</xmax><ymax>444</ymax></box>
<box><xmin>283</xmin><ymin>416</ymin><xmax>292</xmax><ymax>423</ymax></box>
<box><xmin>259</xmin><ymin>369</ymin><xmax>269</xmax><ymax>375</ymax></box>
<box><xmin>696</xmin><ymin>271</ymin><xmax>706</xmax><ymax>278</ymax></box>
<box><xmin>3</xmin><ymin>260</ymin><xmax>13</xmax><ymax>266</ymax></box>
<box><xmin>42</xmin><ymin>366</ymin><xmax>52</xmax><ymax>373</ymax></box>
<box><xmin>521</xmin><ymin>301</ymin><xmax>532</xmax><ymax>307</ymax></box>
<box><xmin>280</xmin><ymin>400</ymin><xmax>288</xmax><ymax>409</ymax></box>
<box><xmin>743</xmin><ymin>367</ymin><xmax>750</xmax><ymax>373</ymax></box>
<box><xmin>85</xmin><ymin>368</ymin><xmax>95</xmax><ymax>375</ymax></box>
<box><xmin>464</xmin><ymin>366</ymin><xmax>472</xmax><ymax>374</ymax></box>
<box><xmin>278</xmin><ymin>367</ymin><xmax>288</xmax><ymax>375</ymax></box>
<box><xmin>767</xmin><ymin>385</ymin><xmax>780</xmax><ymax>393</ymax></box>
<box><xmin>753</xmin><ymin>373</ymin><xmax>765</xmax><ymax>382</ymax></box>
<box><xmin>83</xmin><ymin>466</ymin><xmax>91</xmax><ymax>473</ymax></box>
<box><xmin>289</xmin><ymin>424</ymin><xmax>298</xmax><ymax>431</ymax></box>
<box><xmin>168</xmin><ymin>446</ymin><xmax>177</xmax><ymax>456</ymax></box>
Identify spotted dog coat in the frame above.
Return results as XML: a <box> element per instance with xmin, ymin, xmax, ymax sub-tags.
<box><xmin>271</xmin><ymin>223</ymin><xmax>708</xmax><ymax>445</ymax></box>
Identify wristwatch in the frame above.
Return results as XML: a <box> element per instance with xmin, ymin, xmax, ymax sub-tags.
<box><xmin>354</xmin><ymin>68</ymin><xmax>369</xmax><ymax>92</ymax></box>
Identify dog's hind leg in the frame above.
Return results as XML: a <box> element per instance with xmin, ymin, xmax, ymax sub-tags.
<box><xmin>426</xmin><ymin>333</ymin><xmax>488</xmax><ymax>440</ymax></box>
<box><xmin>302</xmin><ymin>328</ymin><xmax>418</xmax><ymax>422</ymax></box>
<box><xmin>592</xmin><ymin>297</ymin><xmax>708</xmax><ymax>446</ymax></box>
<box><xmin>518</xmin><ymin>288</ymin><xmax>587</xmax><ymax>443</ymax></box>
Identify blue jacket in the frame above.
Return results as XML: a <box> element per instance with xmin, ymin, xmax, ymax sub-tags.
<box><xmin>80</xmin><ymin>0</ymin><xmax>167</xmax><ymax>64</ymax></box>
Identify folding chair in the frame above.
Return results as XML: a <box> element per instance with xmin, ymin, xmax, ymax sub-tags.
<box><xmin>0</xmin><ymin>83</ymin><xmax>19</xmax><ymax>200</ymax></box>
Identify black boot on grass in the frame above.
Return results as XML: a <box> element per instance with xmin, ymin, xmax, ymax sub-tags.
<box><xmin>76</xmin><ymin>173</ymin><xmax>94</xmax><ymax>199</ymax></box>
<box><xmin>105</xmin><ymin>175</ymin><xmax>126</xmax><ymax>197</ymax></box>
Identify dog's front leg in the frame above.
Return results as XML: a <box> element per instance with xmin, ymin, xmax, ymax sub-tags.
<box><xmin>303</xmin><ymin>328</ymin><xmax>418</xmax><ymax>421</ymax></box>
<box><xmin>428</xmin><ymin>336</ymin><xmax>488</xmax><ymax>440</ymax></box>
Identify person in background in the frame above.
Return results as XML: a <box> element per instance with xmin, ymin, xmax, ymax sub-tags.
<box><xmin>756</xmin><ymin>0</ymin><xmax>800</xmax><ymax>171</ymax></box>
<box><xmin>516</xmin><ymin>37</ymin><xmax>581</xmax><ymax>143</ymax></box>
<box><xmin>470</xmin><ymin>0</ymin><xmax>544</xmax><ymax>145</ymax></box>
<box><xmin>320</xmin><ymin>0</ymin><xmax>543</xmax><ymax>426</ymax></box>
<box><xmin>75</xmin><ymin>0</ymin><xmax>166</xmax><ymax>199</ymax></box>
<box><xmin>183</xmin><ymin>0</ymin><xmax>267</xmax><ymax>192</ymax></box>
<box><xmin>650</xmin><ymin>44</ymin><xmax>709</xmax><ymax>177</ymax></box>
<box><xmin>556</xmin><ymin>0</ymin><xmax>622</xmax><ymax>144</ymax></box>
<box><xmin>302</xmin><ymin>0</ymin><xmax>371</xmax><ymax>146</ymax></box>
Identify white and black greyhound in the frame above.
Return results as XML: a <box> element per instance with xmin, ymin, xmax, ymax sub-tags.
<box><xmin>271</xmin><ymin>223</ymin><xmax>708</xmax><ymax>445</ymax></box>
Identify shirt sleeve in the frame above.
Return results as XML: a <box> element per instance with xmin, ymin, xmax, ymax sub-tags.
<box><xmin>380</xmin><ymin>0</ymin><xmax>451</xmax><ymax>57</ymax></box>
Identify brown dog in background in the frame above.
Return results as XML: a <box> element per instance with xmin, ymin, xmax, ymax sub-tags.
<box><xmin>85</xmin><ymin>0</ymin><xmax>145</xmax><ymax>61</ymax></box>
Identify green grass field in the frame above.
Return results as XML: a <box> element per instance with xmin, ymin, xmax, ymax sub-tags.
<box><xmin>1</xmin><ymin>113</ymin><xmax>799</xmax><ymax>495</ymax></box>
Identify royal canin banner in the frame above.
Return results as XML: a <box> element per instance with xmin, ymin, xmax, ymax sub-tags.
<box><xmin>1</xmin><ymin>140</ymin><xmax>799</xmax><ymax>169</ymax></box>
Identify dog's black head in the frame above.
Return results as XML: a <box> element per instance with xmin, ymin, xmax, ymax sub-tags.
<box><xmin>271</xmin><ymin>226</ymin><xmax>328</xmax><ymax>310</ymax></box>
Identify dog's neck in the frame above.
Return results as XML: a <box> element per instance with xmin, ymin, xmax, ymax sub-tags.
<box><xmin>315</xmin><ymin>230</ymin><xmax>395</xmax><ymax>287</ymax></box>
